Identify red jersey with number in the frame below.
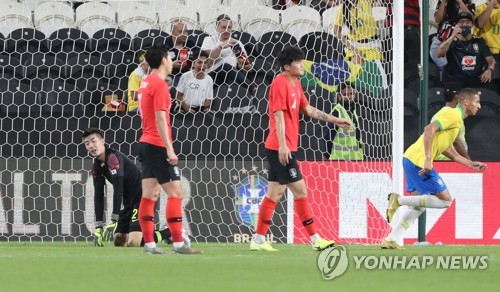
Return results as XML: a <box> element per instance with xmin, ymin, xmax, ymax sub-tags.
<box><xmin>265</xmin><ymin>73</ymin><xmax>309</xmax><ymax>151</ymax></box>
<box><xmin>138</xmin><ymin>73</ymin><xmax>172</xmax><ymax>147</ymax></box>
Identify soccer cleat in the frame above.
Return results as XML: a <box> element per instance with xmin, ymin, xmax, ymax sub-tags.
<box><xmin>386</xmin><ymin>192</ymin><xmax>401</xmax><ymax>223</ymax></box>
<box><xmin>250</xmin><ymin>241</ymin><xmax>278</xmax><ymax>251</ymax></box>
<box><xmin>173</xmin><ymin>244</ymin><xmax>202</xmax><ymax>254</ymax></box>
<box><xmin>312</xmin><ymin>238</ymin><xmax>335</xmax><ymax>251</ymax></box>
<box><xmin>381</xmin><ymin>238</ymin><xmax>405</xmax><ymax>250</ymax></box>
<box><xmin>144</xmin><ymin>246</ymin><xmax>166</xmax><ymax>254</ymax></box>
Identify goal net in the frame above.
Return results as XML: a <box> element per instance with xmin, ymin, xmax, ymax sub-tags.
<box><xmin>0</xmin><ymin>0</ymin><xmax>395</xmax><ymax>245</ymax></box>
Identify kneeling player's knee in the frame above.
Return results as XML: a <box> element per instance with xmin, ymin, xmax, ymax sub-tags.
<box><xmin>127</xmin><ymin>232</ymin><xmax>143</xmax><ymax>247</ymax></box>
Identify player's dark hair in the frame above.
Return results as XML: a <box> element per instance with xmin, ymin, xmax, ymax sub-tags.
<box><xmin>458</xmin><ymin>88</ymin><xmax>479</xmax><ymax>100</ymax></box>
<box><xmin>216</xmin><ymin>14</ymin><xmax>231</xmax><ymax>27</ymax></box>
<box><xmin>444</xmin><ymin>82</ymin><xmax>462</xmax><ymax>102</ymax></box>
<box><xmin>277</xmin><ymin>46</ymin><xmax>305</xmax><ymax>70</ymax></box>
<box><xmin>82</xmin><ymin>128</ymin><xmax>104</xmax><ymax>139</ymax></box>
<box><xmin>145</xmin><ymin>44</ymin><xmax>171</xmax><ymax>69</ymax></box>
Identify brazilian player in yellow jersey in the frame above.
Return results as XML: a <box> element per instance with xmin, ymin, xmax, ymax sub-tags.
<box><xmin>382</xmin><ymin>88</ymin><xmax>487</xmax><ymax>249</ymax></box>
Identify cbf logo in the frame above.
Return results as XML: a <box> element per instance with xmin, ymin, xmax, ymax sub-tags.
<box><xmin>317</xmin><ymin>245</ymin><xmax>349</xmax><ymax>280</ymax></box>
<box><xmin>234</xmin><ymin>175</ymin><xmax>268</xmax><ymax>230</ymax></box>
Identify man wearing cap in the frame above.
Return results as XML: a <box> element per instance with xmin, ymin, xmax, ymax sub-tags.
<box><xmin>434</xmin><ymin>82</ymin><xmax>470</xmax><ymax>161</ymax></box>
<box><xmin>127</xmin><ymin>52</ymin><xmax>149</xmax><ymax>112</ymax></box>
<box><xmin>323</xmin><ymin>82</ymin><xmax>364</xmax><ymax>161</ymax></box>
<box><xmin>437</xmin><ymin>12</ymin><xmax>496</xmax><ymax>88</ymax></box>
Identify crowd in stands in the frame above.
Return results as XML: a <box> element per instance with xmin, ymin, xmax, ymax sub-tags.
<box><xmin>1</xmin><ymin>0</ymin><xmax>499</xmax><ymax>161</ymax></box>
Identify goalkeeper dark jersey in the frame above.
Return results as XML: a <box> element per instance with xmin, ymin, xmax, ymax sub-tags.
<box><xmin>92</xmin><ymin>147</ymin><xmax>142</xmax><ymax>222</ymax></box>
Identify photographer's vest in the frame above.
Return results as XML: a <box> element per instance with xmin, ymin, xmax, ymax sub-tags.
<box><xmin>329</xmin><ymin>104</ymin><xmax>364</xmax><ymax>160</ymax></box>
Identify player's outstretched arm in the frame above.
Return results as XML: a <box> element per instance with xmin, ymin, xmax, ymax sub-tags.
<box><xmin>442</xmin><ymin>147</ymin><xmax>488</xmax><ymax>172</ymax></box>
<box><xmin>301</xmin><ymin>105</ymin><xmax>352</xmax><ymax>130</ymax></box>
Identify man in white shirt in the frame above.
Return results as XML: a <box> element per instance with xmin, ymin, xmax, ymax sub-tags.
<box><xmin>201</xmin><ymin>14</ymin><xmax>256</xmax><ymax>95</ymax></box>
<box><xmin>176</xmin><ymin>51</ymin><xmax>214</xmax><ymax>113</ymax></box>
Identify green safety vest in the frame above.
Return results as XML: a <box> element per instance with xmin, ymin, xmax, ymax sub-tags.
<box><xmin>329</xmin><ymin>104</ymin><xmax>364</xmax><ymax>160</ymax></box>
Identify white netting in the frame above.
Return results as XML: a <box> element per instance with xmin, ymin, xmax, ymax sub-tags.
<box><xmin>0</xmin><ymin>0</ymin><xmax>395</xmax><ymax>244</ymax></box>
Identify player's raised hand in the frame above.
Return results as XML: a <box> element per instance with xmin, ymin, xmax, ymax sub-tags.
<box><xmin>102</xmin><ymin>219</ymin><xmax>117</xmax><ymax>241</ymax></box>
<box><xmin>470</xmin><ymin>161</ymin><xmax>487</xmax><ymax>172</ymax></box>
<box><xmin>278</xmin><ymin>145</ymin><xmax>291</xmax><ymax>166</ymax></box>
<box><xmin>94</xmin><ymin>227</ymin><xmax>104</xmax><ymax>247</ymax></box>
<box><xmin>167</xmin><ymin>148</ymin><xmax>178</xmax><ymax>165</ymax></box>
<box><xmin>419</xmin><ymin>158</ymin><xmax>433</xmax><ymax>176</ymax></box>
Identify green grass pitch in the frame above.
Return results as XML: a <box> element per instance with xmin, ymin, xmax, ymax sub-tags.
<box><xmin>0</xmin><ymin>243</ymin><xmax>498</xmax><ymax>292</ymax></box>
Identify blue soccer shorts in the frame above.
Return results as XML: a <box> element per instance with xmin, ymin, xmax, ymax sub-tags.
<box><xmin>403</xmin><ymin>157</ymin><xmax>448</xmax><ymax>195</ymax></box>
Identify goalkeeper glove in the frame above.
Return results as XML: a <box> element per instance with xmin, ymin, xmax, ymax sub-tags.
<box><xmin>94</xmin><ymin>227</ymin><xmax>104</xmax><ymax>247</ymax></box>
<box><xmin>103</xmin><ymin>214</ymin><xmax>119</xmax><ymax>241</ymax></box>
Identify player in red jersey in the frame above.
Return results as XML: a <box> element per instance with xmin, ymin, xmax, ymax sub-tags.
<box><xmin>137</xmin><ymin>44</ymin><xmax>200</xmax><ymax>255</ymax></box>
<box><xmin>250</xmin><ymin>46</ymin><xmax>352</xmax><ymax>252</ymax></box>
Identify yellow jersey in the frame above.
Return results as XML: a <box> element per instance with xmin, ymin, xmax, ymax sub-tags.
<box><xmin>127</xmin><ymin>70</ymin><xmax>143</xmax><ymax>112</ymax></box>
<box><xmin>475</xmin><ymin>4</ymin><xmax>500</xmax><ymax>54</ymax></box>
<box><xmin>404</xmin><ymin>105</ymin><xmax>464</xmax><ymax>168</ymax></box>
<box><xmin>333</xmin><ymin>0</ymin><xmax>377</xmax><ymax>42</ymax></box>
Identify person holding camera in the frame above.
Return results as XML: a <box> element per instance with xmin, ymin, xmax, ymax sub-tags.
<box><xmin>437</xmin><ymin>12</ymin><xmax>496</xmax><ymax>88</ymax></box>
<box><xmin>430</xmin><ymin>0</ymin><xmax>475</xmax><ymax>69</ymax></box>
<box><xmin>201</xmin><ymin>14</ymin><xmax>256</xmax><ymax>95</ymax></box>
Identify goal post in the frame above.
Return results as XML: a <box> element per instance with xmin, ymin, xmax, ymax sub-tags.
<box><xmin>0</xmin><ymin>0</ymin><xmax>404</xmax><ymax>245</ymax></box>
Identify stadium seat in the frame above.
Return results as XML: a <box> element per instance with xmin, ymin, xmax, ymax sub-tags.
<box><xmin>427</xmin><ymin>87</ymin><xmax>445</xmax><ymax>118</ymax></box>
<box><xmin>23</xmin><ymin>53</ymin><xmax>65</xmax><ymax>80</ymax></box>
<box><xmin>5</xmin><ymin>29</ymin><xmax>49</xmax><ymax>61</ymax></box>
<box><xmin>0</xmin><ymin>54</ymin><xmax>23</xmax><ymax>79</ymax></box>
<box><xmin>105</xmin><ymin>51</ymin><xmax>136</xmax><ymax>91</ymax></box>
<box><xmin>188</xmin><ymin>29</ymin><xmax>209</xmax><ymax>48</ymax></box>
<box><xmin>257</xmin><ymin>31</ymin><xmax>297</xmax><ymax>65</ymax></box>
<box><xmin>150</xmin><ymin>0</ymin><xmax>186</xmax><ymax>10</ymax></box>
<box><xmin>34</xmin><ymin>1</ymin><xmax>76</xmax><ymax>37</ymax></box>
<box><xmin>0</xmin><ymin>1</ymin><xmax>33</xmax><ymax>37</ymax></box>
<box><xmin>231</xmin><ymin>31</ymin><xmax>259</xmax><ymax>58</ymax></box>
<box><xmin>304</xmin><ymin>86</ymin><xmax>334</xmax><ymax>113</ymax></box>
<box><xmin>321</xmin><ymin>6</ymin><xmax>338</xmax><ymax>33</ymax></box>
<box><xmin>39</xmin><ymin>80</ymin><xmax>83</xmax><ymax>117</ymax></box>
<box><xmin>91</xmin><ymin>28</ymin><xmax>132</xmax><ymax>53</ymax></box>
<box><xmin>76</xmin><ymin>2</ymin><xmax>118</xmax><ymax>37</ymax></box>
<box><xmin>158</xmin><ymin>6</ymin><xmax>199</xmax><ymax>32</ymax></box>
<box><xmin>281</xmin><ymin>5</ymin><xmax>322</xmax><ymax>42</ymax></box>
<box><xmin>240</xmin><ymin>5</ymin><xmax>281</xmax><ymax>40</ymax></box>
<box><xmin>132</xmin><ymin>29</ymin><xmax>169</xmax><ymax>51</ymax></box>
<box><xmin>0</xmin><ymin>31</ymin><xmax>4</xmax><ymax>51</ymax></box>
<box><xmin>0</xmin><ymin>79</ymin><xmax>41</xmax><ymax>117</ymax></box>
<box><xmin>214</xmin><ymin>83</ymin><xmax>252</xmax><ymax>111</ymax></box>
<box><xmin>117</xmin><ymin>3</ymin><xmax>159</xmax><ymax>37</ymax></box>
<box><xmin>199</xmin><ymin>6</ymin><xmax>240</xmax><ymax>35</ymax></box>
<box><xmin>298</xmin><ymin>31</ymin><xmax>342</xmax><ymax>63</ymax></box>
<box><xmin>476</xmin><ymin>88</ymin><xmax>500</xmax><ymax>116</ymax></box>
<box><xmin>49</xmin><ymin>28</ymin><xmax>90</xmax><ymax>62</ymax></box>
<box><xmin>223</xmin><ymin>0</ymin><xmax>266</xmax><ymax>6</ymax></box>
<box><xmin>404</xmin><ymin>61</ymin><xmax>420</xmax><ymax>84</ymax></box>
<box><xmin>465</xmin><ymin>116</ymin><xmax>500</xmax><ymax>161</ymax></box>
<box><xmin>65</xmin><ymin>54</ymin><xmax>106</xmax><ymax>90</ymax></box>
